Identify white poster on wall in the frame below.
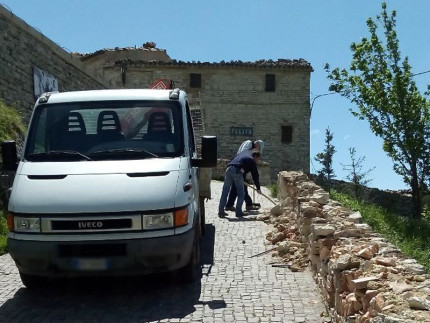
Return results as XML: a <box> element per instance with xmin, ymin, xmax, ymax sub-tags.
<box><xmin>33</xmin><ymin>66</ymin><xmax>58</xmax><ymax>100</ymax></box>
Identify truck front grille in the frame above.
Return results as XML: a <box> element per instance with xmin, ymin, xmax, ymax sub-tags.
<box><xmin>51</xmin><ymin>218</ymin><xmax>132</xmax><ymax>231</ymax></box>
<box><xmin>41</xmin><ymin>214</ymin><xmax>142</xmax><ymax>233</ymax></box>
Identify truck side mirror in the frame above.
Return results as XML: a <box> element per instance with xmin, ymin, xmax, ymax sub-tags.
<box><xmin>1</xmin><ymin>141</ymin><xmax>18</xmax><ymax>171</ymax></box>
<box><xmin>192</xmin><ymin>136</ymin><xmax>217</xmax><ymax>168</ymax></box>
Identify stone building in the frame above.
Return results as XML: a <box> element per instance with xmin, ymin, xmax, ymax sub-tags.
<box><xmin>76</xmin><ymin>43</ymin><xmax>313</xmax><ymax>182</ymax></box>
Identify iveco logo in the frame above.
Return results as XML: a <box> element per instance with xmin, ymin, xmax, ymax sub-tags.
<box><xmin>78</xmin><ymin>221</ymin><xmax>103</xmax><ymax>229</ymax></box>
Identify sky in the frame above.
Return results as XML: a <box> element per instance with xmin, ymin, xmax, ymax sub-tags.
<box><xmin>2</xmin><ymin>0</ymin><xmax>430</xmax><ymax>191</ymax></box>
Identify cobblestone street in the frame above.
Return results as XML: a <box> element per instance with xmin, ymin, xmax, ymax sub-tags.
<box><xmin>0</xmin><ymin>181</ymin><xmax>327</xmax><ymax>322</ymax></box>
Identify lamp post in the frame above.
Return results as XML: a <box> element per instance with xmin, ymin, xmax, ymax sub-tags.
<box><xmin>310</xmin><ymin>92</ymin><xmax>335</xmax><ymax>116</ymax></box>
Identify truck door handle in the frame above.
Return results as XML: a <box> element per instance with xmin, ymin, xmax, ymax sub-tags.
<box><xmin>183</xmin><ymin>181</ymin><xmax>193</xmax><ymax>192</ymax></box>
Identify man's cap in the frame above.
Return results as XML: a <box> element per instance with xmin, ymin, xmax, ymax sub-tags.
<box><xmin>255</xmin><ymin>140</ymin><xmax>264</xmax><ymax>154</ymax></box>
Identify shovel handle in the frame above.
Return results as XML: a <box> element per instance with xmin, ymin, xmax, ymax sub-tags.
<box><xmin>244</xmin><ymin>182</ymin><xmax>277</xmax><ymax>205</ymax></box>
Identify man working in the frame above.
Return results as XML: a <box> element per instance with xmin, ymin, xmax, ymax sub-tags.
<box><xmin>225</xmin><ymin>140</ymin><xmax>264</xmax><ymax>211</ymax></box>
<box><xmin>218</xmin><ymin>150</ymin><xmax>261</xmax><ymax>218</ymax></box>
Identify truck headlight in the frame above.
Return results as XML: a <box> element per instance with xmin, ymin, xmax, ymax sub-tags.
<box><xmin>12</xmin><ymin>215</ymin><xmax>41</xmax><ymax>233</ymax></box>
<box><xmin>142</xmin><ymin>213</ymin><xmax>174</xmax><ymax>230</ymax></box>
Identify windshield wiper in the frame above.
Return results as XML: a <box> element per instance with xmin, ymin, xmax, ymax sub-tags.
<box><xmin>89</xmin><ymin>148</ymin><xmax>159</xmax><ymax>158</ymax></box>
<box><xmin>26</xmin><ymin>150</ymin><xmax>93</xmax><ymax>161</ymax></box>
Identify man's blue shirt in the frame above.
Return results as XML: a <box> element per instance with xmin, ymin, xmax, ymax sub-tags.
<box><xmin>227</xmin><ymin>154</ymin><xmax>260</xmax><ymax>190</ymax></box>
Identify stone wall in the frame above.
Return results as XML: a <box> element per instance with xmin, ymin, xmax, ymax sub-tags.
<box><xmin>0</xmin><ymin>5</ymin><xmax>105</xmax><ymax>121</ymax></box>
<box><xmin>312</xmin><ymin>176</ymin><xmax>414</xmax><ymax>218</ymax></box>
<box><xmin>263</xmin><ymin>171</ymin><xmax>430</xmax><ymax>323</ymax></box>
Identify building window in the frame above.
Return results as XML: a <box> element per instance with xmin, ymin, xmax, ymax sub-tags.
<box><xmin>265</xmin><ymin>74</ymin><xmax>275</xmax><ymax>92</ymax></box>
<box><xmin>190</xmin><ymin>73</ymin><xmax>201</xmax><ymax>88</ymax></box>
<box><xmin>281</xmin><ymin>126</ymin><xmax>293</xmax><ymax>144</ymax></box>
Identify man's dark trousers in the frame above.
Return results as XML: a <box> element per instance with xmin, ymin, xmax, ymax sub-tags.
<box><xmin>226</xmin><ymin>176</ymin><xmax>252</xmax><ymax>207</ymax></box>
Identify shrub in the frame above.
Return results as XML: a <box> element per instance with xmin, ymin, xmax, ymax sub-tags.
<box><xmin>0</xmin><ymin>100</ymin><xmax>26</xmax><ymax>144</ymax></box>
<box><xmin>269</xmin><ymin>182</ymin><xmax>278</xmax><ymax>198</ymax></box>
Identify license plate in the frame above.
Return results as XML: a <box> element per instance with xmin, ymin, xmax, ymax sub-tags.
<box><xmin>73</xmin><ymin>258</ymin><xmax>110</xmax><ymax>271</ymax></box>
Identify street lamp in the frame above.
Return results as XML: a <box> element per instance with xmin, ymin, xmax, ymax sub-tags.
<box><xmin>310</xmin><ymin>92</ymin><xmax>335</xmax><ymax>115</ymax></box>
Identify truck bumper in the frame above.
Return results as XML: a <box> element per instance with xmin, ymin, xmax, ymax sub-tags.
<box><xmin>7</xmin><ymin>229</ymin><xmax>195</xmax><ymax>278</ymax></box>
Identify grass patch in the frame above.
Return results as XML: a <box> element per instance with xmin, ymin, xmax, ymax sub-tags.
<box><xmin>0</xmin><ymin>211</ymin><xmax>7</xmax><ymax>255</ymax></box>
<box><xmin>331</xmin><ymin>190</ymin><xmax>430</xmax><ymax>273</ymax></box>
<box><xmin>268</xmin><ymin>183</ymin><xmax>278</xmax><ymax>198</ymax></box>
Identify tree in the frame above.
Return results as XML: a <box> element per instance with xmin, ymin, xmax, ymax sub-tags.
<box><xmin>315</xmin><ymin>127</ymin><xmax>336</xmax><ymax>190</ymax></box>
<box><xmin>341</xmin><ymin>147</ymin><xmax>375</xmax><ymax>200</ymax></box>
<box><xmin>325</xmin><ymin>2</ymin><xmax>430</xmax><ymax>217</ymax></box>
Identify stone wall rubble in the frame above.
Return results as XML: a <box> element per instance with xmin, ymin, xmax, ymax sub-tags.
<box><xmin>259</xmin><ymin>171</ymin><xmax>430</xmax><ymax>323</ymax></box>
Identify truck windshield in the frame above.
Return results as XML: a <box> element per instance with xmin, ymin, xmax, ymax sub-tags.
<box><xmin>24</xmin><ymin>100</ymin><xmax>184</xmax><ymax>161</ymax></box>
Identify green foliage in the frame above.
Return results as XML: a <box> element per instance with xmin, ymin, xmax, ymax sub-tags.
<box><xmin>314</xmin><ymin>127</ymin><xmax>336</xmax><ymax>190</ymax></box>
<box><xmin>0</xmin><ymin>101</ymin><xmax>26</xmax><ymax>143</ymax></box>
<box><xmin>0</xmin><ymin>211</ymin><xmax>7</xmax><ymax>255</ymax></box>
<box><xmin>422</xmin><ymin>193</ymin><xmax>430</xmax><ymax>219</ymax></box>
<box><xmin>269</xmin><ymin>183</ymin><xmax>278</xmax><ymax>198</ymax></box>
<box><xmin>325</xmin><ymin>3</ymin><xmax>430</xmax><ymax>217</ymax></box>
<box><xmin>331</xmin><ymin>190</ymin><xmax>430</xmax><ymax>273</ymax></box>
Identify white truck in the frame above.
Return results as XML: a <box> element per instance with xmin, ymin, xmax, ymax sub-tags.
<box><xmin>1</xmin><ymin>88</ymin><xmax>217</xmax><ymax>287</ymax></box>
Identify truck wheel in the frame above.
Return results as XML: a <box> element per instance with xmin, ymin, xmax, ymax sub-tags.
<box><xmin>19</xmin><ymin>272</ymin><xmax>48</xmax><ymax>289</ymax></box>
<box><xmin>179</xmin><ymin>235</ymin><xmax>200</xmax><ymax>283</ymax></box>
<box><xmin>199</xmin><ymin>197</ymin><xmax>206</xmax><ymax>237</ymax></box>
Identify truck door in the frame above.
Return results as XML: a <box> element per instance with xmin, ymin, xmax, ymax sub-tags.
<box><xmin>185</xmin><ymin>101</ymin><xmax>201</xmax><ymax>232</ymax></box>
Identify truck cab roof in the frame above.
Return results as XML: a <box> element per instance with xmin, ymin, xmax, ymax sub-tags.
<box><xmin>37</xmin><ymin>88</ymin><xmax>186</xmax><ymax>105</ymax></box>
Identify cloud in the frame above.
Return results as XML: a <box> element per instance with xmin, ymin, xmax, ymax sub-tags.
<box><xmin>344</xmin><ymin>134</ymin><xmax>350</xmax><ymax>140</ymax></box>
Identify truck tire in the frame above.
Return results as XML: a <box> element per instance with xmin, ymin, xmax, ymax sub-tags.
<box><xmin>179</xmin><ymin>234</ymin><xmax>200</xmax><ymax>283</ymax></box>
<box><xmin>19</xmin><ymin>272</ymin><xmax>48</xmax><ymax>289</ymax></box>
<box><xmin>199</xmin><ymin>196</ymin><xmax>206</xmax><ymax>237</ymax></box>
